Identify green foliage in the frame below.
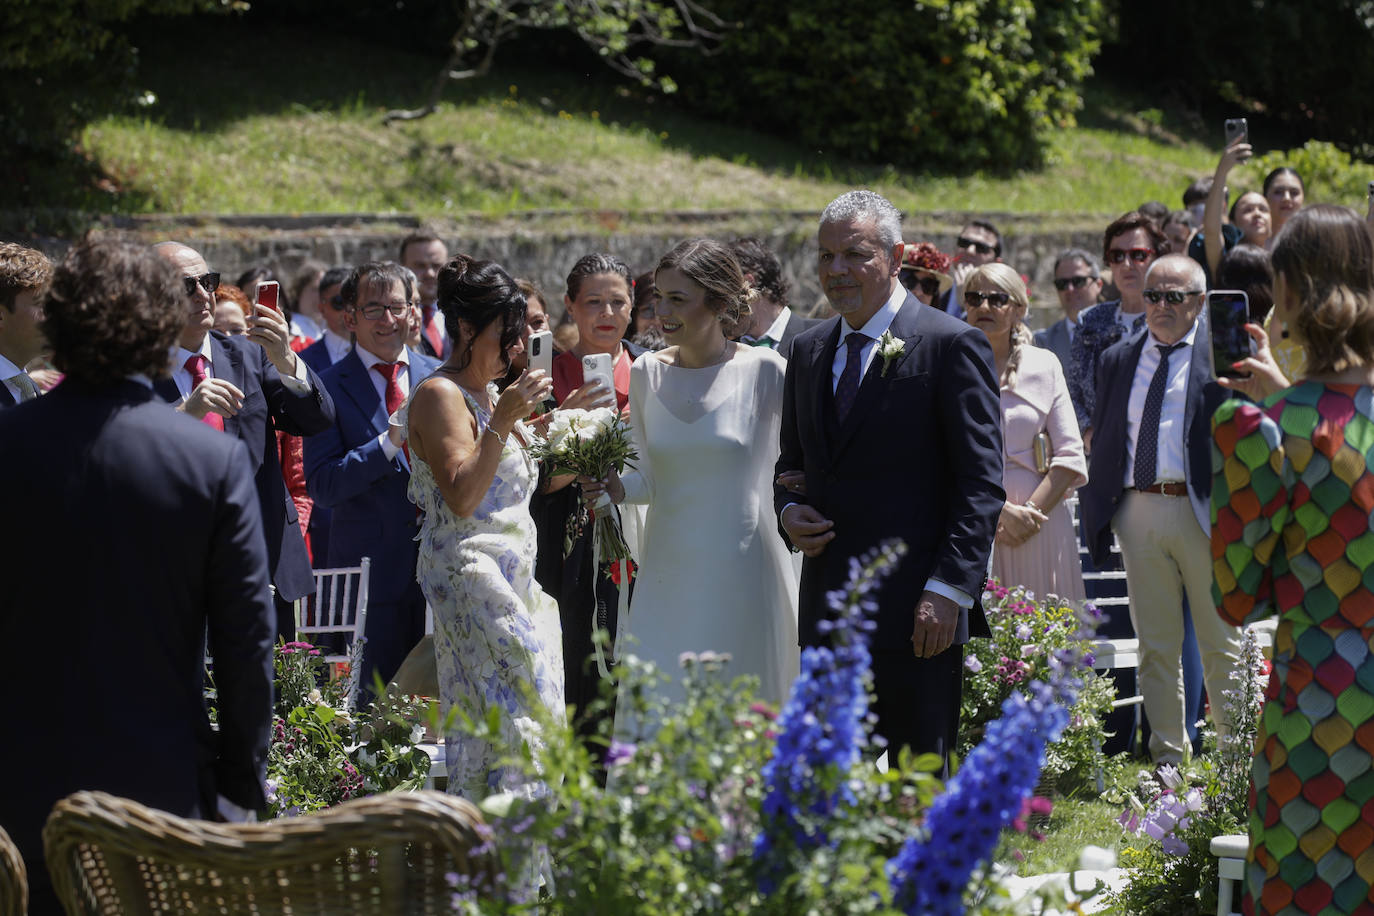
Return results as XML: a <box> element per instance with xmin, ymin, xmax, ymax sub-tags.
<box><xmin>1249</xmin><ymin>140</ymin><xmax>1372</xmax><ymax>209</ymax></box>
<box><xmin>673</xmin><ymin>0</ymin><xmax>1103</xmax><ymax>171</ymax></box>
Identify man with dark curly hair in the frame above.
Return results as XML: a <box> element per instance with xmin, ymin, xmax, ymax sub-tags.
<box><xmin>729</xmin><ymin>236</ymin><xmax>819</xmax><ymax>358</ymax></box>
<box><xmin>0</xmin><ymin>239</ymin><xmax>275</xmax><ymax>916</ymax></box>
<box><xmin>0</xmin><ymin>242</ymin><xmax>53</xmax><ymax>406</ymax></box>
<box><xmin>153</xmin><ymin>241</ymin><xmax>335</xmax><ymax>642</ymax></box>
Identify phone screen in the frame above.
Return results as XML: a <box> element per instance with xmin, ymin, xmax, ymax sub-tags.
<box><xmin>1208</xmin><ymin>290</ymin><xmax>1252</xmax><ymax>378</ymax></box>
<box><xmin>256</xmin><ymin>280</ymin><xmax>280</xmax><ymax>311</ymax></box>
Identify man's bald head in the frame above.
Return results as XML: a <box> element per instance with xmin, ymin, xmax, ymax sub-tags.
<box><xmin>154</xmin><ymin>241</ymin><xmax>216</xmax><ymax>349</ymax></box>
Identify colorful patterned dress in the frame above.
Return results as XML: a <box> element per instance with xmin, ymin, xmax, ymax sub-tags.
<box><xmin>1212</xmin><ymin>383</ymin><xmax>1374</xmax><ymax>915</ymax></box>
<box><xmin>408</xmin><ymin>383</ymin><xmax>565</xmax><ymax>803</ymax></box>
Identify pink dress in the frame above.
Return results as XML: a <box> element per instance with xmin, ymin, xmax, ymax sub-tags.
<box><xmin>991</xmin><ymin>345</ymin><xmax>1087</xmax><ymax>600</ymax></box>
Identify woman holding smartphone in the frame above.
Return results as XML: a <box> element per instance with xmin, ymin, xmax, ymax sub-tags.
<box><xmin>962</xmin><ymin>263</ymin><xmax>1086</xmax><ymax>600</ymax></box>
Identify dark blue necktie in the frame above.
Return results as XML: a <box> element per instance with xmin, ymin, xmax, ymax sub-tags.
<box><xmin>834</xmin><ymin>332</ymin><xmax>869</xmax><ymax>422</ymax></box>
<box><xmin>1133</xmin><ymin>341</ymin><xmax>1186</xmax><ymax>490</ymax></box>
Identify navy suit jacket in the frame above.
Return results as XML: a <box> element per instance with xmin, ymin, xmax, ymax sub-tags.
<box><xmin>157</xmin><ymin>331</ymin><xmax>335</xmax><ymax>601</ymax></box>
<box><xmin>304</xmin><ymin>348</ymin><xmax>441</xmax><ymax>606</ymax></box>
<box><xmin>775</xmin><ymin>291</ymin><xmax>1004</xmax><ymax>649</ymax></box>
<box><xmin>1079</xmin><ymin>324</ymin><xmax>1231</xmax><ymax>567</ymax></box>
<box><xmin>0</xmin><ymin>380</ymin><xmax>274</xmax><ymax>913</ymax></box>
<box><xmin>775</xmin><ymin>311</ymin><xmax>823</xmax><ymax>360</ymax></box>
<box><xmin>0</xmin><ymin>383</ymin><xmax>14</xmax><ymax>408</ymax></box>
<box><xmin>298</xmin><ymin>337</ymin><xmax>336</xmax><ymax>375</ymax></box>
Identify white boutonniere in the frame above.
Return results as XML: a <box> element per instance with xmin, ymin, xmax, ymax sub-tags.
<box><xmin>877</xmin><ymin>330</ymin><xmax>905</xmax><ymax>377</ymax></box>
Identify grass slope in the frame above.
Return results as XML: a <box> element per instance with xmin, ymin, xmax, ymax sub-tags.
<box><xmin>61</xmin><ymin>20</ymin><xmax>1250</xmax><ymax>224</ymax></box>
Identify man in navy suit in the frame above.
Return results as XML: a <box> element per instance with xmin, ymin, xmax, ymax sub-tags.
<box><xmin>776</xmin><ymin>190</ymin><xmax>1004</xmax><ymax>773</ymax></box>
<box><xmin>154</xmin><ymin>242</ymin><xmax>335</xmax><ymax>642</ymax></box>
<box><xmin>0</xmin><ymin>242</ymin><xmax>52</xmax><ymax>408</ymax></box>
<box><xmin>304</xmin><ymin>261</ymin><xmax>442</xmax><ymax>691</ymax></box>
<box><xmin>0</xmin><ymin>240</ymin><xmax>274</xmax><ymax>915</ymax></box>
<box><xmin>1078</xmin><ymin>253</ymin><xmax>1242</xmax><ymax>766</ymax></box>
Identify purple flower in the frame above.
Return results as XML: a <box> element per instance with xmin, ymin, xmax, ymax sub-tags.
<box><xmin>605</xmin><ymin>740</ymin><xmax>636</xmax><ymax>767</ymax></box>
<box><xmin>673</xmin><ymin>833</ymin><xmax>692</xmax><ymax>851</ymax></box>
<box><xmin>964</xmin><ymin>655</ymin><xmax>983</xmax><ymax>673</ymax></box>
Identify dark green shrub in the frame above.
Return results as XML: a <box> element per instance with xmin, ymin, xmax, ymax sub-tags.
<box><xmin>671</xmin><ymin>0</ymin><xmax>1104</xmax><ymax>172</ymax></box>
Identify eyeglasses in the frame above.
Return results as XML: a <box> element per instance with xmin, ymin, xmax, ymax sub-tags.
<box><xmin>1106</xmin><ymin>248</ymin><xmax>1153</xmax><ymax>265</ymax></box>
<box><xmin>963</xmin><ymin>290</ymin><xmax>1013</xmax><ymax>308</ymax></box>
<box><xmin>1142</xmin><ymin>288</ymin><xmax>1202</xmax><ymax>305</ymax></box>
<box><xmin>900</xmin><ymin>271</ymin><xmax>942</xmax><ymax>297</ymax></box>
<box><xmin>956</xmin><ymin>236</ymin><xmax>996</xmax><ymax>257</ymax></box>
<box><xmin>1053</xmin><ymin>275</ymin><xmax>1097</xmax><ymax>291</ymax></box>
<box><xmin>183</xmin><ymin>272</ymin><xmax>220</xmax><ymax>297</ymax></box>
<box><xmin>356</xmin><ymin>301</ymin><xmax>410</xmax><ymax>320</ymax></box>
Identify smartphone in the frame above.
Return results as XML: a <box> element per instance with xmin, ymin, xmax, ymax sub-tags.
<box><xmin>1224</xmin><ymin>118</ymin><xmax>1248</xmax><ymax>147</ymax></box>
<box><xmin>1368</xmin><ymin>179</ymin><xmax>1374</xmax><ymax>201</ymax></box>
<box><xmin>581</xmin><ymin>352</ymin><xmax>615</xmax><ymax>403</ymax></box>
<box><xmin>255</xmin><ymin>280</ymin><xmax>280</xmax><ymax>312</ymax></box>
<box><xmin>1208</xmin><ymin>289</ymin><xmax>1252</xmax><ymax>378</ymax></box>
<box><xmin>528</xmin><ymin>330</ymin><xmax>553</xmax><ymax>375</ymax></box>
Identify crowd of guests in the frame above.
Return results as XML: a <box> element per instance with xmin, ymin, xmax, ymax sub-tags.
<box><xmin>4</xmin><ymin>137</ymin><xmax>1374</xmax><ymax>913</ymax></box>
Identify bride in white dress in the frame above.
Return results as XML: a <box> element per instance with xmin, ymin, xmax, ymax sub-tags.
<box><xmin>582</xmin><ymin>239</ymin><xmax>800</xmax><ymax>703</ymax></box>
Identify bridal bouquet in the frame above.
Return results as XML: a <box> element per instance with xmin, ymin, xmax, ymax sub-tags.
<box><xmin>528</xmin><ymin>406</ymin><xmax>638</xmax><ymax>568</ymax></box>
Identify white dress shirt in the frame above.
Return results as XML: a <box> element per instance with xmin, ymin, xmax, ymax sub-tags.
<box><xmin>291</xmin><ymin>312</ymin><xmax>322</xmax><ymax>342</ymax></box>
<box><xmin>826</xmin><ymin>280</ymin><xmax>973</xmax><ymax>610</ymax></box>
<box><xmin>170</xmin><ymin>336</ymin><xmax>311</xmax><ymax>402</ymax></box>
<box><xmin>1124</xmin><ymin>319</ymin><xmax>1198</xmax><ymax>489</ymax></box>
<box><xmin>356</xmin><ymin>343</ymin><xmax>413</xmax><ymax>465</ymax></box>
<box><xmin>0</xmin><ymin>352</ymin><xmax>32</xmax><ymax>403</ymax></box>
<box><xmin>322</xmin><ymin>329</ymin><xmax>353</xmax><ymax>365</ymax></box>
<box><xmin>759</xmin><ymin>307</ymin><xmax>793</xmax><ymax>348</ymax></box>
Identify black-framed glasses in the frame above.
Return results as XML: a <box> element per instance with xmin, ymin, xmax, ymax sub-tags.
<box><xmin>357</xmin><ymin>301</ymin><xmax>410</xmax><ymax>320</ymax></box>
<box><xmin>963</xmin><ymin>290</ymin><xmax>1013</xmax><ymax>308</ymax></box>
<box><xmin>183</xmin><ymin>272</ymin><xmax>220</xmax><ymax>297</ymax></box>
<box><xmin>1143</xmin><ymin>288</ymin><xmax>1202</xmax><ymax>305</ymax></box>
<box><xmin>900</xmin><ymin>271</ymin><xmax>941</xmax><ymax>297</ymax></box>
<box><xmin>956</xmin><ymin>236</ymin><xmax>996</xmax><ymax>257</ymax></box>
<box><xmin>1106</xmin><ymin>248</ymin><xmax>1153</xmax><ymax>265</ymax></box>
<box><xmin>1053</xmin><ymin>275</ymin><xmax>1096</xmax><ymax>291</ymax></box>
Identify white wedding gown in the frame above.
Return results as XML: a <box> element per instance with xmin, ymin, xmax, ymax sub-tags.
<box><xmin>618</xmin><ymin>346</ymin><xmax>800</xmax><ymax>703</ymax></box>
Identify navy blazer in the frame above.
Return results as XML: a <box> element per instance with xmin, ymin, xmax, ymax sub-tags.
<box><xmin>1078</xmin><ymin>323</ymin><xmax>1231</xmax><ymax>567</ymax></box>
<box><xmin>303</xmin><ymin>348</ymin><xmax>441</xmax><ymax>606</ymax></box>
<box><xmin>774</xmin><ymin>311</ymin><xmax>823</xmax><ymax>360</ymax></box>
<box><xmin>0</xmin><ymin>380</ymin><xmax>274</xmax><ymax>913</ymax></box>
<box><xmin>157</xmin><ymin>331</ymin><xmax>335</xmax><ymax>601</ymax></box>
<box><xmin>298</xmin><ymin>337</ymin><xmax>336</xmax><ymax>376</ymax></box>
<box><xmin>775</xmin><ymin>292</ymin><xmax>1004</xmax><ymax>648</ymax></box>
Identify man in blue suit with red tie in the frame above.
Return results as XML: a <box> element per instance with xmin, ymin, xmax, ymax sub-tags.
<box><xmin>154</xmin><ymin>242</ymin><xmax>335</xmax><ymax>642</ymax></box>
<box><xmin>304</xmin><ymin>261</ymin><xmax>441</xmax><ymax>692</ymax></box>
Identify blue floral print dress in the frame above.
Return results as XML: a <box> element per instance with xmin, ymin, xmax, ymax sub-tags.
<box><xmin>408</xmin><ymin>383</ymin><xmax>565</xmax><ymax>802</ymax></box>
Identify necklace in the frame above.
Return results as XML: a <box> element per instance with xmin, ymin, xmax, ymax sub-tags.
<box><xmin>679</xmin><ymin>337</ymin><xmax>734</xmax><ymax>369</ymax></box>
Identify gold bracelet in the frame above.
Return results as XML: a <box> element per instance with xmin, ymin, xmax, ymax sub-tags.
<box><xmin>485</xmin><ymin>426</ymin><xmax>507</xmax><ymax>447</ymax></box>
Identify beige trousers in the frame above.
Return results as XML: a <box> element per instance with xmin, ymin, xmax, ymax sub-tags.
<box><xmin>1112</xmin><ymin>490</ymin><xmax>1243</xmax><ymax>763</ymax></box>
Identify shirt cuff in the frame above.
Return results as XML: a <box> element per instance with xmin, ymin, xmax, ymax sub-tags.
<box><xmin>378</xmin><ymin>431</ymin><xmax>401</xmax><ymax>461</ymax></box>
<box><xmin>924</xmin><ymin>577</ymin><xmax>973</xmax><ymax>609</ymax></box>
<box><xmin>279</xmin><ymin>353</ymin><xmax>311</xmax><ymax>393</ymax></box>
<box><xmin>217</xmin><ymin>794</ymin><xmax>256</xmax><ymax>823</ymax></box>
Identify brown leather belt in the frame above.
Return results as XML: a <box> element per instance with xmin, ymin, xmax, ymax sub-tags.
<box><xmin>1134</xmin><ymin>482</ymin><xmax>1188</xmax><ymax>497</ymax></box>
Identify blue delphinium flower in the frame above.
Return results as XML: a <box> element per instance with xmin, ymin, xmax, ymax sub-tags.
<box><xmin>753</xmin><ymin>541</ymin><xmax>905</xmax><ymax>892</ymax></box>
<box><xmin>886</xmin><ymin>633</ymin><xmax>1090</xmax><ymax>916</ymax></box>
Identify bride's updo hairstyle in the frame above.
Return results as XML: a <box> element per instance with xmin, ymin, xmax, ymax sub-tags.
<box><xmin>654</xmin><ymin>238</ymin><xmax>757</xmax><ymax>337</ymax></box>
<box><xmin>436</xmin><ymin>254</ymin><xmax>527</xmax><ymax>373</ymax></box>
<box><xmin>1270</xmin><ymin>204</ymin><xmax>1374</xmax><ymax>376</ymax></box>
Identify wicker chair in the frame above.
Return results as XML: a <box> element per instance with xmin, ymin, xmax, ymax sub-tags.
<box><xmin>0</xmin><ymin>823</ymin><xmax>27</xmax><ymax>916</ymax></box>
<box><xmin>44</xmin><ymin>790</ymin><xmax>496</xmax><ymax>915</ymax></box>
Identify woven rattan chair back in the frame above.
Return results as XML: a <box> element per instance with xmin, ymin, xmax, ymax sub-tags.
<box><xmin>44</xmin><ymin>789</ymin><xmax>496</xmax><ymax>915</ymax></box>
<box><xmin>0</xmin><ymin>823</ymin><xmax>26</xmax><ymax>916</ymax></box>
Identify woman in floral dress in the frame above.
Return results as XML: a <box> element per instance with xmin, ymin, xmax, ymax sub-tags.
<box><xmin>406</xmin><ymin>255</ymin><xmax>562</xmax><ymax>803</ymax></box>
<box><xmin>1211</xmin><ymin>205</ymin><xmax>1374</xmax><ymax>915</ymax></box>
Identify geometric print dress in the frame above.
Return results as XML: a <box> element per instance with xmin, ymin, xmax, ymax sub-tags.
<box><xmin>1212</xmin><ymin>383</ymin><xmax>1374</xmax><ymax>916</ymax></box>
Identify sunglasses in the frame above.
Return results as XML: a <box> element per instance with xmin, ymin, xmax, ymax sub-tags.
<box><xmin>963</xmin><ymin>290</ymin><xmax>1013</xmax><ymax>308</ymax></box>
<box><xmin>1053</xmin><ymin>275</ymin><xmax>1097</xmax><ymax>291</ymax></box>
<box><xmin>1106</xmin><ymin>248</ymin><xmax>1153</xmax><ymax>265</ymax></box>
<box><xmin>957</xmin><ymin>236</ymin><xmax>996</xmax><ymax>257</ymax></box>
<box><xmin>901</xmin><ymin>272</ymin><xmax>942</xmax><ymax>297</ymax></box>
<box><xmin>327</xmin><ymin>294</ymin><xmax>347</xmax><ymax>311</ymax></box>
<box><xmin>1143</xmin><ymin>288</ymin><xmax>1202</xmax><ymax>305</ymax></box>
<box><xmin>356</xmin><ymin>302</ymin><xmax>411</xmax><ymax>320</ymax></box>
<box><xmin>183</xmin><ymin>272</ymin><xmax>220</xmax><ymax>297</ymax></box>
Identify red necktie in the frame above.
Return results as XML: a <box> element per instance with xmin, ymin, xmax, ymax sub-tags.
<box><xmin>185</xmin><ymin>354</ymin><xmax>224</xmax><ymax>431</ymax></box>
<box><xmin>373</xmin><ymin>361</ymin><xmax>408</xmax><ymax>461</ymax></box>
<box><xmin>423</xmin><ymin>306</ymin><xmax>444</xmax><ymax>357</ymax></box>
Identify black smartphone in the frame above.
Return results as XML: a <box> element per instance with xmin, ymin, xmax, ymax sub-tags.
<box><xmin>1208</xmin><ymin>289</ymin><xmax>1252</xmax><ymax>378</ymax></box>
<box><xmin>1224</xmin><ymin>118</ymin><xmax>1248</xmax><ymax>146</ymax></box>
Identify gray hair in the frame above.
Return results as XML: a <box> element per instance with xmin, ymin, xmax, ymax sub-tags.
<box><xmin>1145</xmin><ymin>253</ymin><xmax>1206</xmax><ymax>290</ymax></box>
<box><xmin>1053</xmin><ymin>248</ymin><xmax>1101</xmax><ymax>277</ymax></box>
<box><xmin>820</xmin><ymin>190</ymin><xmax>903</xmax><ymax>251</ymax></box>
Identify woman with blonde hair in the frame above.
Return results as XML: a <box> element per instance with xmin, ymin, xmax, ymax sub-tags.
<box><xmin>1212</xmin><ymin>204</ymin><xmax>1374</xmax><ymax>915</ymax></box>
<box><xmin>963</xmin><ymin>263</ymin><xmax>1087</xmax><ymax>599</ymax></box>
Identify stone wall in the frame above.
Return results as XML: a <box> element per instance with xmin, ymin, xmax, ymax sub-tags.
<box><xmin>24</xmin><ymin>209</ymin><xmax>1120</xmax><ymax>331</ymax></box>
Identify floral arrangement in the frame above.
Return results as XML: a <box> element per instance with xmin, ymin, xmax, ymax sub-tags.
<box><xmin>1109</xmin><ymin>627</ymin><xmax>1266</xmax><ymax>915</ymax></box>
<box><xmin>441</xmin><ymin>542</ymin><xmax>1096</xmax><ymax>914</ymax></box>
<box><xmin>959</xmin><ymin>580</ymin><xmax>1113</xmax><ymax>793</ymax></box>
<box><xmin>242</xmin><ymin>640</ymin><xmax>436</xmax><ymax>817</ymax></box>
